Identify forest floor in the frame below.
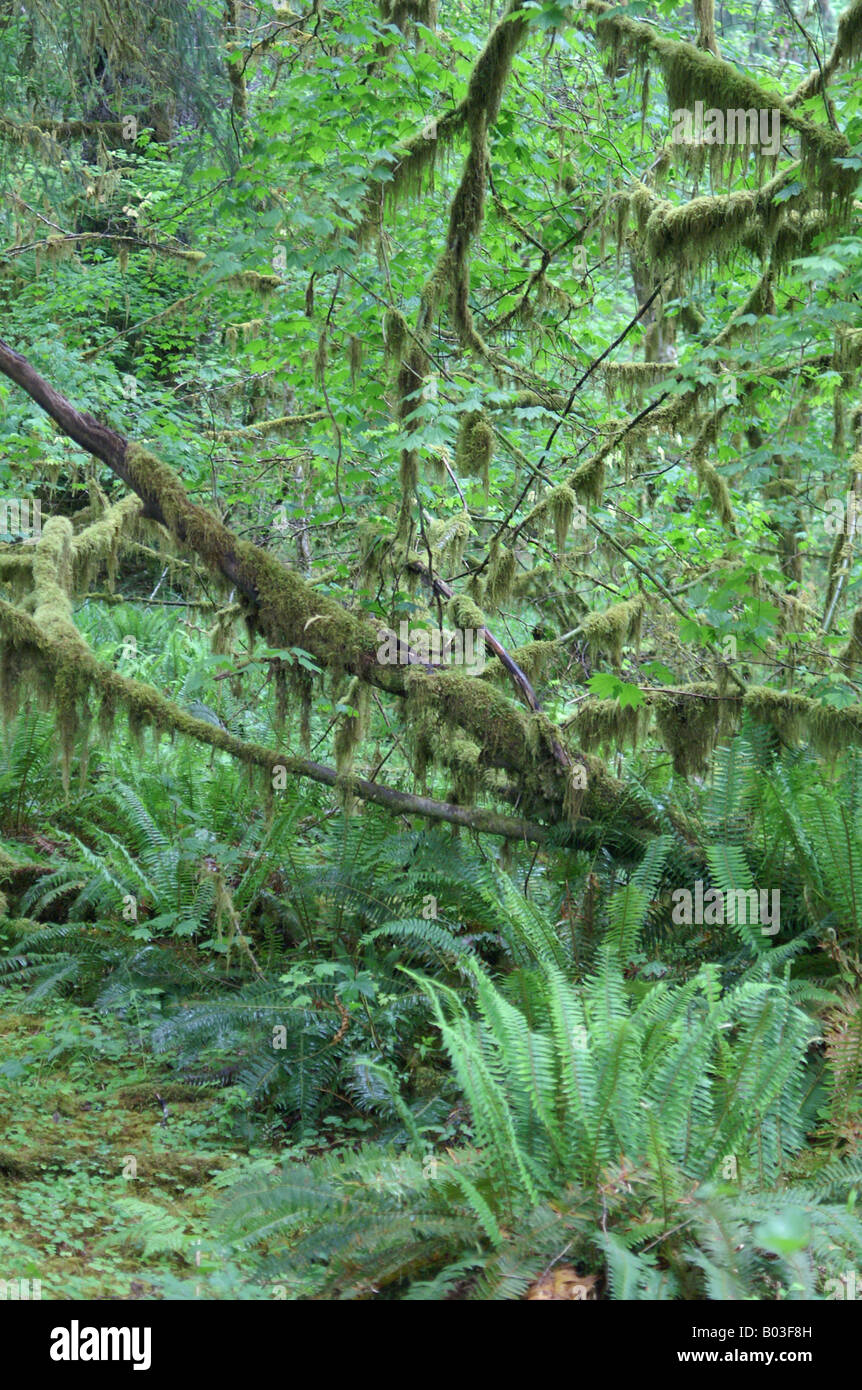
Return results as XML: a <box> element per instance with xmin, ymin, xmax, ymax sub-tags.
<box><xmin>0</xmin><ymin>989</ymin><xmax>264</xmax><ymax>1299</ymax></box>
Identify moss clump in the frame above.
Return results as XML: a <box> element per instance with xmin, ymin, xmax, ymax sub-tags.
<box><xmin>743</xmin><ymin>686</ymin><xmax>807</xmax><ymax>745</ymax></box>
<box><xmin>654</xmin><ymin>684</ymin><xmax>731</xmax><ymax>776</ymax></box>
<box><xmin>693</xmin><ymin>453</ymin><xmax>734</xmax><ymax>529</ymax></box>
<box><xmin>582</xmin><ymin>595</ymin><xmax>645</xmax><ymax>667</ymax></box>
<box><xmin>428</xmin><ymin>512</ymin><xmax>471</xmax><ymax>571</ymax></box>
<box><xmin>571</xmin><ymin>697</ymin><xmax>649</xmax><ymax>753</ymax></box>
<box><xmin>522</xmin><ymin>484</ymin><xmax>578</xmax><ymax>560</ymax></box>
<box><xmin>447</xmin><ymin>593</ymin><xmax>486</xmax><ymax>632</ymax></box>
<box><xmin>486</xmin><ymin>537</ymin><xmax>516</xmax><ymax>607</ymax></box>
<box><xmin>454</xmin><ymin>410</ymin><xmax>493</xmax><ymax>489</ymax></box>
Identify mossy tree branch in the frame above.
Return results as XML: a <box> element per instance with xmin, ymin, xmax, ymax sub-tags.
<box><xmin>0</xmin><ymin>336</ymin><xmax>640</xmax><ymax>830</ymax></box>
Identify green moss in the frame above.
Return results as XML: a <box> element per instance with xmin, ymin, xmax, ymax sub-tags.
<box><xmin>447</xmin><ymin>593</ymin><xmax>486</xmax><ymax>632</ymax></box>
<box><xmin>571</xmin><ymin>697</ymin><xmax>649</xmax><ymax>753</ymax></box>
<box><xmin>486</xmin><ymin>537</ymin><xmax>516</xmax><ymax>606</ymax></box>
<box><xmin>428</xmin><ymin>512</ymin><xmax>471</xmax><ymax>571</ymax></box>
<box><xmin>454</xmin><ymin>410</ymin><xmax>494</xmax><ymax>489</ymax></box>
<box><xmin>693</xmin><ymin>453</ymin><xmax>735</xmax><ymax>529</ymax></box>
<box><xmin>582</xmin><ymin>595</ymin><xmax>644</xmax><ymax>667</ymax></box>
<box><xmin>654</xmin><ymin>683</ymin><xmax>732</xmax><ymax>775</ymax></box>
<box><xmin>603</xmin><ymin>360</ymin><xmax>678</xmax><ymax>402</ymax></box>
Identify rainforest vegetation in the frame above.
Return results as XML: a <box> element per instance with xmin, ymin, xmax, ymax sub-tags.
<box><xmin>1</xmin><ymin>0</ymin><xmax>862</xmax><ymax>1303</ymax></box>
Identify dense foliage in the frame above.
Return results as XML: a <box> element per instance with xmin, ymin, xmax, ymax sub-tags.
<box><xmin>1</xmin><ymin>0</ymin><xmax>861</xmax><ymax>1301</ymax></box>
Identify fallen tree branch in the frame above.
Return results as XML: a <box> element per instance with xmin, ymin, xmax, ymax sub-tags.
<box><xmin>0</xmin><ymin>597</ymin><xmax>578</xmax><ymax>844</ymax></box>
<box><xmin>0</xmin><ymin>337</ymin><xmax>640</xmax><ymax>828</ymax></box>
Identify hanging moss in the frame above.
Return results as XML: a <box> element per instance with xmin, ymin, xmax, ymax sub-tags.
<box><xmin>444</xmin><ymin>735</ymin><xmax>483</xmax><ymax>805</ymax></box>
<box><xmin>454</xmin><ymin>410</ymin><xmax>493</xmax><ymax>489</ymax></box>
<box><xmin>0</xmin><ymin>548</ymin><xmax>36</xmax><ymax>598</ymax></box>
<box><xmin>582</xmin><ymin>595</ymin><xmax>645</xmax><ymax>667</ymax></box>
<box><xmin>572</xmin><ymin>697</ymin><xmax>649</xmax><ymax>753</ymax></box>
<box><xmin>644</xmin><ymin>173</ymin><xmax>795</xmax><ymax>270</ymax></box>
<box><xmin>603</xmin><ymin>360</ymin><xmax>677</xmax><ymax>403</ymax></box>
<box><xmin>834</xmin><ymin>327</ymin><xmax>862</xmax><ymax>390</ymax></box>
<box><xmin>596</xmin><ymin>13</ymin><xmax>853</xmax><ymax>200</ymax></box>
<box><xmin>521</xmin><ymin>484</ymin><xmax>578</xmax><ymax>560</ymax></box>
<box><xmin>225</xmin><ymin>271</ymin><xmax>280</xmax><ymax>297</ymax></box>
<box><xmin>571</xmin><ymin>449</ymin><xmax>606</xmax><ymax>507</ymax></box>
<box><xmin>383</xmin><ymin>308</ymin><xmax>408</xmax><ymax>362</ymax></box>
<box><xmin>443</xmin><ymin>593</ymin><xmax>484</xmax><ymax>641</ymax></box>
<box><xmin>358</xmin><ymin>521</ymin><xmax>394</xmax><ymax>583</ymax></box>
<box><xmin>693</xmin><ymin>452</ymin><xmax>734</xmax><ymax>529</ymax></box>
<box><xmin>834</xmin><ymin>388</ymin><xmax>847</xmax><ymax>454</ymax></box>
<box><xmin>743</xmin><ymin>686</ymin><xmax>807</xmax><ymax>745</ymax></box>
<box><xmin>486</xmin><ymin>536</ymin><xmax>516</xmax><ymax>606</ymax></box>
<box><xmin>842</xmin><ymin>606</ymin><xmax>862</xmax><ymax>673</ymax></box>
<box><xmin>654</xmin><ymin>685</ymin><xmax>731</xmax><ymax>776</ymax></box>
<box><xmin>72</xmin><ymin>495</ymin><xmax>142</xmax><ymax>592</ymax></box>
<box><xmin>333</xmin><ymin>679</ymin><xmax>370</xmax><ymax>809</ymax></box>
<box><xmin>213</xmin><ymin>411</ymin><xmax>326</xmax><ymax>441</ymax></box>
<box><xmin>32</xmin><ymin>517</ymin><xmax>74</xmax><ymax>640</ymax></box>
<box><xmin>314</xmin><ymin>330</ymin><xmax>328</xmax><ymax>387</ymax></box>
<box><xmin>506</xmin><ymin>640</ymin><xmax>559</xmax><ymax>684</ymax></box>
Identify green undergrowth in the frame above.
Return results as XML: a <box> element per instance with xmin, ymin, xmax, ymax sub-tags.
<box><xmin>0</xmin><ymin>988</ymin><xmax>267</xmax><ymax>1298</ymax></box>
